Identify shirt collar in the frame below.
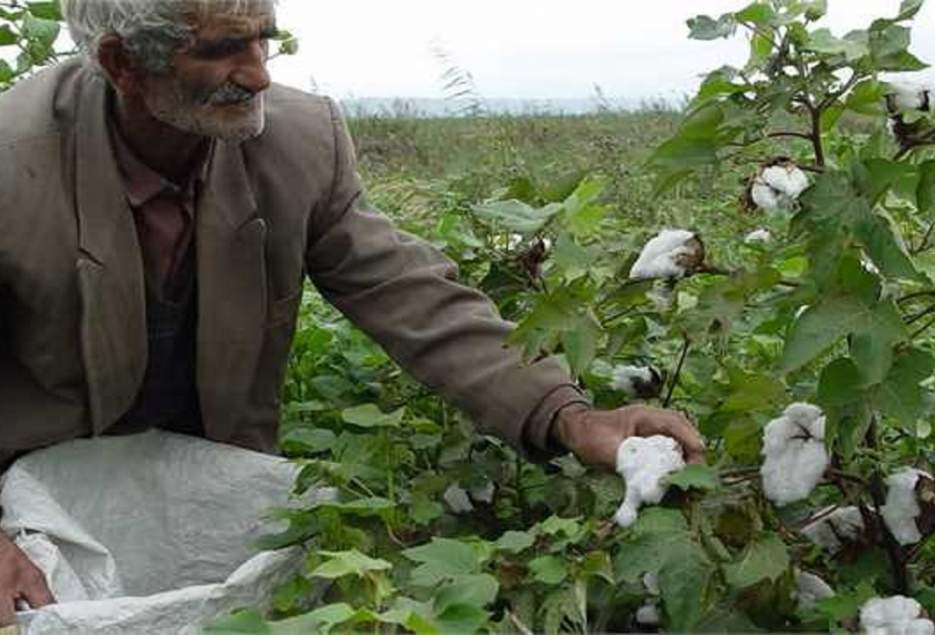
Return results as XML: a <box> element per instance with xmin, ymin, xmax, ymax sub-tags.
<box><xmin>107</xmin><ymin>109</ymin><xmax>214</xmax><ymax>210</ymax></box>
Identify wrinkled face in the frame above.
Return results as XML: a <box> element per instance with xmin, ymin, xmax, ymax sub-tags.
<box><xmin>141</xmin><ymin>2</ymin><xmax>276</xmax><ymax>142</ymax></box>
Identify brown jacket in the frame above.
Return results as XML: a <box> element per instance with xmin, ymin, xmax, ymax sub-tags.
<box><xmin>0</xmin><ymin>60</ymin><xmax>579</xmax><ymax>460</ymax></box>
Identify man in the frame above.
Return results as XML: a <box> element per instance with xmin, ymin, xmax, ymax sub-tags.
<box><xmin>0</xmin><ymin>0</ymin><xmax>705</xmax><ymax>623</ymax></box>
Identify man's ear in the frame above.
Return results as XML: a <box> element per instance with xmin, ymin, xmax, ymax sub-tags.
<box><xmin>97</xmin><ymin>34</ymin><xmax>146</xmax><ymax>97</ymax></box>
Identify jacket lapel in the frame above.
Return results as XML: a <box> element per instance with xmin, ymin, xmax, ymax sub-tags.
<box><xmin>74</xmin><ymin>75</ymin><xmax>147</xmax><ymax>435</ymax></box>
<box><xmin>196</xmin><ymin>141</ymin><xmax>267</xmax><ymax>441</ymax></box>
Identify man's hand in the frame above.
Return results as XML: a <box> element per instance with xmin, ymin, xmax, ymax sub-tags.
<box><xmin>553</xmin><ymin>404</ymin><xmax>706</xmax><ymax>471</ymax></box>
<box><xmin>0</xmin><ymin>533</ymin><xmax>53</xmax><ymax>626</ymax></box>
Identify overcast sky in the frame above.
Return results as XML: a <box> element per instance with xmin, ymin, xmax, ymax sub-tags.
<box><xmin>268</xmin><ymin>0</ymin><xmax>935</xmax><ymax>101</ymax></box>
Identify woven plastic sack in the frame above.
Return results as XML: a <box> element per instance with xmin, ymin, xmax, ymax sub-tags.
<box><xmin>0</xmin><ymin>430</ymin><xmax>323</xmax><ymax>634</ymax></box>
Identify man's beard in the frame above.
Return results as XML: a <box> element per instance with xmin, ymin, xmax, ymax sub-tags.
<box><xmin>142</xmin><ymin>76</ymin><xmax>267</xmax><ymax>143</ymax></box>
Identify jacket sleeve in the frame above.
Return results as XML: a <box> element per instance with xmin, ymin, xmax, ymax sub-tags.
<box><xmin>304</xmin><ymin>98</ymin><xmax>589</xmax><ymax>460</ymax></box>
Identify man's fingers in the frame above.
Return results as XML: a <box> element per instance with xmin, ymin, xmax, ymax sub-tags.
<box><xmin>0</xmin><ymin>595</ymin><xmax>16</xmax><ymax>627</ymax></box>
<box><xmin>632</xmin><ymin>409</ymin><xmax>706</xmax><ymax>463</ymax></box>
<box><xmin>20</xmin><ymin>572</ymin><xmax>54</xmax><ymax>610</ymax></box>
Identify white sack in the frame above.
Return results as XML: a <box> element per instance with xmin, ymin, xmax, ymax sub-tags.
<box><xmin>0</xmin><ymin>430</ymin><xmax>324</xmax><ymax>634</ymax></box>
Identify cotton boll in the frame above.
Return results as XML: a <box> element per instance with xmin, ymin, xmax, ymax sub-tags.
<box><xmin>636</xmin><ymin>603</ymin><xmax>660</xmax><ymax>626</ymax></box>
<box><xmin>750</xmin><ymin>163</ymin><xmax>810</xmax><ymax>212</ymax></box>
<box><xmin>614</xmin><ymin>436</ymin><xmax>686</xmax><ymax>528</ymax></box>
<box><xmin>795</xmin><ymin>570</ymin><xmax>835</xmax><ymax>612</ymax></box>
<box><xmin>801</xmin><ymin>506</ymin><xmax>865</xmax><ymax>551</ymax></box>
<box><xmin>611</xmin><ymin>365</ymin><xmax>663</xmax><ymax>399</ymax></box>
<box><xmin>443</xmin><ymin>484</ymin><xmax>474</xmax><ymax>514</ymax></box>
<box><xmin>861</xmin><ymin>596</ymin><xmax>934</xmax><ymax>635</ymax></box>
<box><xmin>469</xmin><ymin>481</ymin><xmax>495</xmax><ymax>504</ymax></box>
<box><xmin>744</xmin><ymin>229</ymin><xmax>773</xmax><ymax>244</ymax></box>
<box><xmin>760</xmin><ymin>403</ymin><xmax>830</xmax><ymax>506</ymax></box>
<box><xmin>762</xmin><ymin>165</ymin><xmax>810</xmax><ymax>199</ymax></box>
<box><xmin>886</xmin><ymin>81</ymin><xmax>930</xmax><ymax>112</ymax></box>
<box><xmin>629</xmin><ymin>229</ymin><xmax>704</xmax><ymax>280</ymax></box>
<box><xmin>643</xmin><ymin>571</ymin><xmax>660</xmax><ymax>596</ymax></box>
<box><xmin>647</xmin><ymin>283</ymin><xmax>676</xmax><ymax>312</ymax></box>
<box><xmin>881</xmin><ymin>468</ymin><xmax>931</xmax><ymax>546</ymax></box>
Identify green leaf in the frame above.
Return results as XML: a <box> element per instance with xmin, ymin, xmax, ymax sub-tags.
<box><xmin>434</xmin><ymin>574</ymin><xmax>499</xmax><ymax>612</ymax></box>
<box><xmin>782</xmin><ymin>295</ymin><xmax>906</xmax><ymax>373</ymax></box>
<box><xmin>781</xmin><ymin>296</ymin><xmax>864</xmax><ymax>372</ymax></box>
<box><xmin>0</xmin><ymin>25</ymin><xmax>16</xmax><ymax>46</ymax></box>
<box><xmin>845</xmin><ymin>79</ymin><xmax>886</xmax><ymax>116</ymax></box>
<box><xmin>269</xmin><ymin>603</ymin><xmax>364</xmax><ymax>634</ymax></box>
<box><xmin>917</xmin><ymin>160</ymin><xmax>935</xmax><ymax>215</ymax></box>
<box><xmin>734</xmin><ymin>3</ymin><xmax>776</xmax><ymax>25</ymax></box>
<box><xmin>687</xmin><ymin>14</ymin><xmax>737</xmax><ymax>40</ymax></box>
<box><xmin>26</xmin><ymin>2</ymin><xmax>62</xmax><ymax>21</ymax></box>
<box><xmin>668</xmin><ymin>464</ymin><xmax>721</xmax><ymax>492</ymax></box>
<box><xmin>804</xmin><ymin>28</ymin><xmax>869</xmax><ymax>61</ymax></box>
<box><xmin>310</xmin><ymin>550</ymin><xmax>392</xmax><ymax>579</ymax></box>
<box><xmin>205</xmin><ymin>610</ymin><xmax>270</xmax><ymax>634</ymax></box>
<box><xmin>528</xmin><ymin>555</ymin><xmax>568</xmax><ymax>585</ymax></box>
<box><xmin>434</xmin><ymin>603</ymin><xmax>491</xmax><ymax>634</ymax></box>
<box><xmin>341</xmin><ymin>404</ymin><xmax>405</xmax><ymax>428</ymax></box>
<box><xmin>720</xmin><ymin>372</ymin><xmax>786</xmax><ymax>413</ymax></box>
<box><xmin>817</xmin><ymin>358</ymin><xmax>863</xmax><ymax>407</ymax></box>
<box><xmin>855</xmin><ymin>214</ymin><xmax>919</xmax><ymax>283</ymax></box>
<box><xmin>875</xmin><ymin>348</ymin><xmax>935</xmax><ymax>423</ymax></box>
<box><xmin>495</xmin><ymin>530</ymin><xmax>535</xmax><ymax>553</ymax></box>
<box><xmin>815</xmin><ymin>581</ymin><xmax>876</xmax><ymax>623</ymax></box>
<box><xmin>471</xmin><ymin>199</ymin><xmax>561</xmax><ymax>234</ymax></box>
<box><xmin>660</xmin><ymin>545</ymin><xmax>716</xmax><ymax>632</ymax></box>
<box><xmin>403</xmin><ymin>538</ymin><xmax>482</xmax><ymax>587</ymax></box>
<box><xmin>724</xmin><ymin>533</ymin><xmax>790</xmax><ymax>590</ymax></box>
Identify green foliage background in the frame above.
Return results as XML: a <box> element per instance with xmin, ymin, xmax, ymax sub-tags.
<box><xmin>2</xmin><ymin>0</ymin><xmax>933</xmax><ymax>633</ymax></box>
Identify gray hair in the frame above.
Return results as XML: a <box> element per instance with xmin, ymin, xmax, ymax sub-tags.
<box><xmin>61</xmin><ymin>0</ymin><xmax>275</xmax><ymax>76</ymax></box>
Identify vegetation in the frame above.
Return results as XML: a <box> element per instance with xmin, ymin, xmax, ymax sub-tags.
<box><xmin>3</xmin><ymin>0</ymin><xmax>933</xmax><ymax>632</ymax></box>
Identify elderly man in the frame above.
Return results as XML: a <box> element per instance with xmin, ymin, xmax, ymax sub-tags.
<box><xmin>0</xmin><ymin>0</ymin><xmax>705</xmax><ymax>622</ymax></box>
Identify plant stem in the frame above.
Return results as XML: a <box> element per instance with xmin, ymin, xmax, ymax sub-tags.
<box><xmin>663</xmin><ymin>337</ymin><xmax>690</xmax><ymax>408</ymax></box>
<box><xmin>866</xmin><ymin>417</ymin><xmax>910</xmax><ymax>594</ymax></box>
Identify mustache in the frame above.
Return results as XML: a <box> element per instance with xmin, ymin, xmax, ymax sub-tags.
<box><xmin>202</xmin><ymin>83</ymin><xmax>258</xmax><ymax>106</ymax></box>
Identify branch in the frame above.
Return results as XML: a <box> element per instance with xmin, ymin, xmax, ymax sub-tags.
<box><xmin>866</xmin><ymin>417</ymin><xmax>910</xmax><ymax>594</ymax></box>
<box><xmin>663</xmin><ymin>336</ymin><xmax>691</xmax><ymax>408</ymax></box>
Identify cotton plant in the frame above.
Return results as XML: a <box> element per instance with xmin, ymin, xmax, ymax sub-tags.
<box><xmin>610</xmin><ymin>365</ymin><xmax>663</xmax><ymax>399</ymax></box>
<box><xmin>881</xmin><ymin>468</ymin><xmax>932</xmax><ymax>546</ymax></box>
<box><xmin>613</xmin><ymin>435</ymin><xmax>685</xmax><ymax>528</ymax></box>
<box><xmin>744</xmin><ymin>228</ymin><xmax>773</xmax><ymax>244</ymax></box>
<box><xmin>749</xmin><ymin>162</ymin><xmax>810</xmax><ymax>212</ymax></box>
<box><xmin>885</xmin><ymin>80</ymin><xmax>932</xmax><ymax>113</ymax></box>
<box><xmin>794</xmin><ymin>570</ymin><xmax>835</xmax><ymax>613</ymax></box>
<box><xmin>635</xmin><ymin>572</ymin><xmax>662</xmax><ymax>626</ymax></box>
<box><xmin>760</xmin><ymin>403</ymin><xmax>829</xmax><ymax>506</ymax></box>
<box><xmin>860</xmin><ymin>596</ymin><xmax>934</xmax><ymax>635</ymax></box>
<box><xmin>801</xmin><ymin>506</ymin><xmax>865</xmax><ymax>552</ymax></box>
<box><xmin>628</xmin><ymin>229</ymin><xmax>705</xmax><ymax>280</ymax></box>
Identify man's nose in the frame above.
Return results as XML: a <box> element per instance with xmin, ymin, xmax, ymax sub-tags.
<box><xmin>231</xmin><ymin>41</ymin><xmax>271</xmax><ymax>94</ymax></box>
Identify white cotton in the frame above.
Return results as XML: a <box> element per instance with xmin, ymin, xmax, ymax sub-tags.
<box><xmin>469</xmin><ymin>481</ymin><xmax>495</xmax><ymax>504</ymax></box>
<box><xmin>795</xmin><ymin>570</ymin><xmax>835</xmax><ymax>612</ymax></box>
<box><xmin>744</xmin><ymin>228</ymin><xmax>773</xmax><ymax>244</ymax></box>
<box><xmin>643</xmin><ymin>571</ymin><xmax>660</xmax><ymax>596</ymax></box>
<box><xmin>611</xmin><ymin>365</ymin><xmax>656</xmax><ymax>398</ymax></box>
<box><xmin>614</xmin><ymin>436</ymin><xmax>685</xmax><ymax>528</ymax></box>
<box><xmin>648</xmin><ymin>283</ymin><xmax>675</xmax><ymax>312</ymax></box>
<box><xmin>801</xmin><ymin>506</ymin><xmax>865</xmax><ymax>551</ymax></box>
<box><xmin>629</xmin><ymin>229</ymin><xmax>699</xmax><ymax>280</ymax></box>
<box><xmin>443</xmin><ymin>484</ymin><xmax>474</xmax><ymax>514</ymax></box>
<box><xmin>752</xmin><ymin>164</ymin><xmax>809</xmax><ymax>212</ymax></box>
<box><xmin>887</xmin><ymin>81</ymin><xmax>930</xmax><ymax>112</ymax></box>
<box><xmin>881</xmin><ymin>468</ymin><xmax>930</xmax><ymax>546</ymax></box>
<box><xmin>636</xmin><ymin>603</ymin><xmax>660</xmax><ymax>626</ymax></box>
<box><xmin>861</xmin><ymin>596</ymin><xmax>934</xmax><ymax>635</ymax></box>
<box><xmin>760</xmin><ymin>403</ymin><xmax>829</xmax><ymax>506</ymax></box>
